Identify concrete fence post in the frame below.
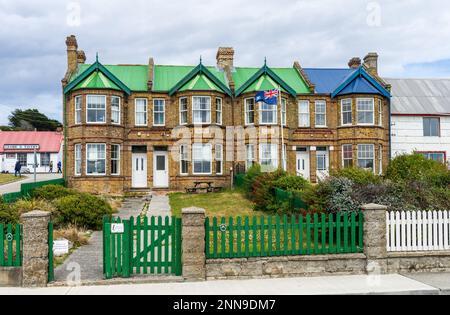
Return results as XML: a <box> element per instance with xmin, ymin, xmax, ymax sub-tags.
<box><xmin>182</xmin><ymin>207</ymin><xmax>206</xmax><ymax>281</ymax></box>
<box><xmin>21</xmin><ymin>210</ymin><xmax>51</xmax><ymax>287</ymax></box>
<box><xmin>361</xmin><ymin>203</ymin><xmax>388</xmax><ymax>275</ymax></box>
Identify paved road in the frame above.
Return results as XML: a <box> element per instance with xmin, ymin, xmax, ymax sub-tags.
<box><xmin>0</xmin><ymin>274</ymin><xmax>442</xmax><ymax>295</ymax></box>
<box><xmin>0</xmin><ymin>173</ymin><xmax>62</xmax><ymax>195</ymax></box>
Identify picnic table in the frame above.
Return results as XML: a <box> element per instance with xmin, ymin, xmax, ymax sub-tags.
<box><xmin>185</xmin><ymin>181</ymin><xmax>223</xmax><ymax>194</ymax></box>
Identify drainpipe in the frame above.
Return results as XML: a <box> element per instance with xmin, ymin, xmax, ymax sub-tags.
<box><xmin>63</xmin><ymin>94</ymin><xmax>68</xmax><ymax>183</ymax></box>
<box><xmin>388</xmin><ymin>98</ymin><xmax>392</xmax><ymax>161</ymax></box>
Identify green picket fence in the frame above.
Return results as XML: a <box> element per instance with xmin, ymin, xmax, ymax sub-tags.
<box><xmin>275</xmin><ymin>188</ymin><xmax>309</xmax><ymax>211</ymax></box>
<box><xmin>0</xmin><ymin>223</ymin><xmax>22</xmax><ymax>267</ymax></box>
<box><xmin>48</xmin><ymin>222</ymin><xmax>54</xmax><ymax>282</ymax></box>
<box><xmin>205</xmin><ymin>212</ymin><xmax>364</xmax><ymax>259</ymax></box>
<box><xmin>1</xmin><ymin>178</ymin><xmax>65</xmax><ymax>203</ymax></box>
<box><xmin>103</xmin><ymin>216</ymin><xmax>182</xmax><ymax>279</ymax></box>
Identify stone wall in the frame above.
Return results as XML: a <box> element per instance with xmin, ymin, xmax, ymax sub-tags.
<box><xmin>388</xmin><ymin>251</ymin><xmax>450</xmax><ymax>273</ymax></box>
<box><xmin>206</xmin><ymin>254</ymin><xmax>366</xmax><ymax>280</ymax></box>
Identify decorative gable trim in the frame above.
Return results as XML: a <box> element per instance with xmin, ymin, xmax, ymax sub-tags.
<box><xmin>235</xmin><ymin>62</ymin><xmax>297</xmax><ymax>97</ymax></box>
<box><xmin>169</xmin><ymin>62</ymin><xmax>233</xmax><ymax>96</ymax></box>
<box><xmin>331</xmin><ymin>67</ymin><xmax>391</xmax><ymax>98</ymax></box>
<box><xmin>63</xmin><ymin>58</ymin><xmax>131</xmax><ymax>95</ymax></box>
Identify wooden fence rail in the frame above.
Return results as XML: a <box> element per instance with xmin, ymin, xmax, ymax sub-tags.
<box><xmin>387</xmin><ymin>210</ymin><xmax>450</xmax><ymax>252</ymax></box>
<box><xmin>205</xmin><ymin>212</ymin><xmax>364</xmax><ymax>259</ymax></box>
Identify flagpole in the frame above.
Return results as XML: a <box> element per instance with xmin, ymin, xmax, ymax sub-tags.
<box><xmin>279</xmin><ymin>85</ymin><xmax>285</xmax><ymax>171</ymax></box>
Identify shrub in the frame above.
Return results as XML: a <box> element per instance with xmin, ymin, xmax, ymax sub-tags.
<box><xmin>386</xmin><ymin>154</ymin><xmax>450</xmax><ymax>187</ymax></box>
<box><xmin>251</xmin><ymin>169</ymin><xmax>286</xmax><ymax>212</ymax></box>
<box><xmin>54</xmin><ymin>225</ymin><xmax>90</xmax><ymax>248</ymax></box>
<box><xmin>0</xmin><ymin>202</ymin><xmax>19</xmax><ymax>225</ymax></box>
<box><xmin>273</xmin><ymin>175</ymin><xmax>310</xmax><ymax>192</ymax></box>
<box><xmin>12</xmin><ymin>199</ymin><xmax>56</xmax><ymax>217</ymax></box>
<box><xmin>32</xmin><ymin>185</ymin><xmax>78</xmax><ymax>201</ymax></box>
<box><xmin>242</xmin><ymin>164</ymin><xmax>262</xmax><ymax>196</ymax></box>
<box><xmin>315</xmin><ymin>177</ymin><xmax>360</xmax><ymax>213</ymax></box>
<box><xmin>331</xmin><ymin>167</ymin><xmax>382</xmax><ymax>185</ymax></box>
<box><xmin>53</xmin><ymin>193</ymin><xmax>113</xmax><ymax>230</ymax></box>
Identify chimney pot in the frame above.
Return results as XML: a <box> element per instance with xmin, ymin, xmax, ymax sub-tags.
<box><xmin>216</xmin><ymin>47</ymin><xmax>235</xmax><ymax>70</ymax></box>
<box><xmin>77</xmin><ymin>50</ymin><xmax>86</xmax><ymax>64</ymax></box>
<box><xmin>348</xmin><ymin>57</ymin><xmax>362</xmax><ymax>69</ymax></box>
<box><xmin>363</xmin><ymin>52</ymin><xmax>379</xmax><ymax>75</ymax></box>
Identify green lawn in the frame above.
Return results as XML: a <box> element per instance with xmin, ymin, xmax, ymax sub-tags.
<box><xmin>0</xmin><ymin>174</ymin><xmax>24</xmax><ymax>185</ymax></box>
<box><xmin>169</xmin><ymin>190</ymin><xmax>266</xmax><ymax>218</ymax></box>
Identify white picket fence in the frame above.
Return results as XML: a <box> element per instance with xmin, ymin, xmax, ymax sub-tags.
<box><xmin>386</xmin><ymin>210</ymin><xmax>450</xmax><ymax>252</ymax></box>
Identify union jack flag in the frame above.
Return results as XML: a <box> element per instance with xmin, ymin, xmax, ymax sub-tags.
<box><xmin>255</xmin><ymin>89</ymin><xmax>279</xmax><ymax>105</ymax></box>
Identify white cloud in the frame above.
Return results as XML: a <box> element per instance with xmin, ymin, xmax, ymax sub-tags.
<box><xmin>0</xmin><ymin>0</ymin><xmax>450</xmax><ymax>123</ymax></box>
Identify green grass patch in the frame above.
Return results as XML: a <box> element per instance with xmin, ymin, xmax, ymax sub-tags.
<box><xmin>0</xmin><ymin>174</ymin><xmax>24</xmax><ymax>186</ymax></box>
<box><xmin>169</xmin><ymin>189</ymin><xmax>265</xmax><ymax>218</ymax></box>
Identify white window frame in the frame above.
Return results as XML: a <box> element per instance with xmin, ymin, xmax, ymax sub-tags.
<box><xmin>215</xmin><ymin>144</ymin><xmax>223</xmax><ymax>175</ymax></box>
<box><xmin>153</xmin><ymin>99</ymin><xmax>165</xmax><ymax>127</ymax></box>
<box><xmin>244</xmin><ymin>98</ymin><xmax>255</xmax><ymax>125</ymax></box>
<box><xmin>216</xmin><ymin>98</ymin><xmax>222</xmax><ymax>125</ymax></box>
<box><xmin>86</xmin><ymin>95</ymin><xmax>106</xmax><ymax>124</ymax></box>
<box><xmin>192</xmin><ymin>143</ymin><xmax>212</xmax><ymax>175</ymax></box>
<box><xmin>75</xmin><ymin>96</ymin><xmax>82</xmax><ymax>124</ymax></box>
<box><xmin>111</xmin><ymin>96</ymin><xmax>121</xmax><ymax>125</ymax></box>
<box><xmin>357</xmin><ymin>98</ymin><xmax>375</xmax><ymax>125</ymax></box>
<box><xmin>378</xmin><ymin>144</ymin><xmax>383</xmax><ymax>175</ymax></box>
<box><xmin>179</xmin><ymin>97</ymin><xmax>188</xmax><ymax>125</ymax></box>
<box><xmin>135</xmin><ymin>98</ymin><xmax>148</xmax><ymax>126</ymax></box>
<box><xmin>316</xmin><ymin>147</ymin><xmax>328</xmax><ymax>172</ymax></box>
<box><xmin>378</xmin><ymin>99</ymin><xmax>383</xmax><ymax>126</ymax></box>
<box><xmin>259</xmin><ymin>143</ymin><xmax>278</xmax><ymax>171</ymax></box>
<box><xmin>259</xmin><ymin>102</ymin><xmax>277</xmax><ymax>125</ymax></box>
<box><xmin>192</xmin><ymin>96</ymin><xmax>211</xmax><ymax>125</ymax></box>
<box><xmin>180</xmin><ymin>144</ymin><xmax>189</xmax><ymax>175</ymax></box>
<box><xmin>357</xmin><ymin>144</ymin><xmax>375</xmax><ymax>172</ymax></box>
<box><xmin>74</xmin><ymin>144</ymin><xmax>81</xmax><ymax>176</ymax></box>
<box><xmin>246</xmin><ymin>144</ymin><xmax>256</xmax><ymax>170</ymax></box>
<box><xmin>282</xmin><ymin>144</ymin><xmax>287</xmax><ymax>171</ymax></box>
<box><xmin>342</xmin><ymin>144</ymin><xmax>353</xmax><ymax>168</ymax></box>
<box><xmin>315</xmin><ymin>101</ymin><xmax>327</xmax><ymax>127</ymax></box>
<box><xmin>111</xmin><ymin>144</ymin><xmax>120</xmax><ymax>176</ymax></box>
<box><xmin>281</xmin><ymin>98</ymin><xmax>287</xmax><ymax>126</ymax></box>
<box><xmin>298</xmin><ymin>100</ymin><xmax>310</xmax><ymax>127</ymax></box>
<box><xmin>341</xmin><ymin>99</ymin><xmax>352</xmax><ymax>126</ymax></box>
<box><xmin>86</xmin><ymin>143</ymin><xmax>106</xmax><ymax>176</ymax></box>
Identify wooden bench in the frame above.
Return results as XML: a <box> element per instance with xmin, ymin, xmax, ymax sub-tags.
<box><xmin>185</xmin><ymin>182</ymin><xmax>224</xmax><ymax>194</ymax></box>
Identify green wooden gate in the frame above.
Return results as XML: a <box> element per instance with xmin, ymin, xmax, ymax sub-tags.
<box><xmin>103</xmin><ymin>216</ymin><xmax>182</xmax><ymax>279</ymax></box>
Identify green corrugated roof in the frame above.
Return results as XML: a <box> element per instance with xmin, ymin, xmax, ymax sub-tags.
<box><xmin>179</xmin><ymin>73</ymin><xmax>222</xmax><ymax>92</ymax></box>
<box><xmin>73</xmin><ymin>64</ymin><xmax>148</xmax><ymax>91</ymax></box>
<box><xmin>70</xmin><ymin>63</ymin><xmax>311</xmax><ymax>94</ymax></box>
<box><xmin>73</xmin><ymin>71</ymin><xmax>121</xmax><ymax>91</ymax></box>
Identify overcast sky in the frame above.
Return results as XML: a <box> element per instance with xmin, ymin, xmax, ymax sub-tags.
<box><xmin>1</xmin><ymin>0</ymin><xmax>450</xmax><ymax>125</ymax></box>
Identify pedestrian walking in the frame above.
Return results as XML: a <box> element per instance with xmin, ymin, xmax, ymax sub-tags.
<box><xmin>14</xmin><ymin>160</ymin><xmax>22</xmax><ymax>177</ymax></box>
<box><xmin>49</xmin><ymin>161</ymin><xmax>54</xmax><ymax>173</ymax></box>
<box><xmin>57</xmin><ymin>161</ymin><xmax>62</xmax><ymax>174</ymax></box>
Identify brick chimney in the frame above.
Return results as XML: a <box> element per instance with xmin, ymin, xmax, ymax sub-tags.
<box><xmin>363</xmin><ymin>52</ymin><xmax>379</xmax><ymax>76</ymax></box>
<box><xmin>348</xmin><ymin>57</ymin><xmax>362</xmax><ymax>69</ymax></box>
<box><xmin>77</xmin><ymin>50</ymin><xmax>86</xmax><ymax>64</ymax></box>
<box><xmin>66</xmin><ymin>35</ymin><xmax>79</xmax><ymax>73</ymax></box>
<box><xmin>148</xmin><ymin>57</ymin><xmax>155</xmax><ymax>90</ymax></box>
<box><xmin>216</xmin><ymin>47</ymin><xmax>235</xmax><ymax>70</ymax></box>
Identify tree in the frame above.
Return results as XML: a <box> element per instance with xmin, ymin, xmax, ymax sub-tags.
<box><xmin>8</xmin><ymin>109</ymin><xmax>62</xmax><ymax>131</ymax></box>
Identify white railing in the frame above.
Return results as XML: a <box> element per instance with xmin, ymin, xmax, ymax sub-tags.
<box><xmin>386</xmin><ymin>210</ymin><xmax>450</xmax><ymax>252</ymax></box>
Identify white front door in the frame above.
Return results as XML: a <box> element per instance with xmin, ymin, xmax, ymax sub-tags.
<box><xmin>296</xmin><ymin>148</ymin><xmax>310</xmax><ymax>180</ymax></box>
<box><xmin>132</xmin><ymin>153</ymin><xmax>147</xmax><ymax>188</ymax></box>
<box><xmin>316</xmin><ymin>147</ymin><xmax>329</xmax><ymax>181</ymax></box>
<box><xmin>153</xmin><ymin>151</ymin><xmax>169</xmax><ymax>188</ymax></box>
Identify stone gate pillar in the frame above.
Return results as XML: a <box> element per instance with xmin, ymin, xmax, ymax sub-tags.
<box><xmin>21</xmin><ymin>210</ymin><xmax>51</xmax><ymax>287</ymax></box>
<box><xmin>182</xmin><ymin>207</ymin><xmax>206</xmax><ymax>281</ymax></box>
<box><xmin>361</xmin><ymin>203</ymin><xmax>388</xmax><ymax>275</ymax></box>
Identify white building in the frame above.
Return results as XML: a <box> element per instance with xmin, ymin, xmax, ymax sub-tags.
<box><xmin>0</xmin><ymin>131</ymin><xmax>63</xmax><ymax>173</ymax></box>
<box><xmin>385</xmin><ymin>78</ymin><xmax>450</xmax><ymax>166</ymax></box>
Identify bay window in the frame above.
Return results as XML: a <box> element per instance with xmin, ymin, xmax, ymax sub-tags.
<box><xmin>342</xmin><ymin>144</ymin><xmax>353</xmax><ymax>168</ymax></box>
<box><xmin>179</xmin><ymin>97</ymin><xmax>188</xmax><ymax>125</ymax></box>
<box><xmin>341</xmin><ymin>99</ymin><xmax>352</xmax><ymax>126</ymax></box>
<box><xmin>153</xmin><ymin>99</ymin><xmax>165</xmax><ymax>126</ymax></box>
<box><xmin>378</xmin><ymin>100</ymin><xmax>383</xmax><ymax>126</ymax></box>
<box><xmin>357</xmin><ymin>144</ymin><xmax>375</xmax><ymax>171</ymax></box>
<box><xmin>357</xmin><ymin>98</ymin><xmax>374</xmax><ymax>125</ymax></box>
<box><xmin>111</xmin><ymin>96</ymin><xmax>121</xmax><ymax>124</ymax></box>
<box><xmin>192</xmin><ymin>143</ymin><xmax>212</xmax><ymax>174</ymax></box>
<box><xmin>259</xmin><ymin>143</ymin><xmax>278</xmax><ymax>171</ymax></box>
<box><xmin>193</xmin><ymin>96</ymin><xmax>211</xmax><ymax>124</ymax></box>
<box><xmin>316</xmin><ymin>147</ymin><xmax>328</xmax><ymax>172</ymax></box>
<box><xmin>259</xmin><ymin>102</ymin><xmax>277</xmax><ymax>124</ymax></box>
<box><xmin>298</xmin><ymin>100</ymin><xmax>310</xmax><ymax>127</ymax></box>
<box><xmin>180</xmin><ymin>144</ymin><xmax>189</xmax><ymax>175</ymax></box>
<box><xmin>246</xmin><ymin>144</ymin><xmax>255</xmax><ymax>170</ymax></box>
<box><xmin>75</xmin><ymin>96</ymin><xmax>82</xmax><ymax>124</ymax></box>
<box><xmin>135</xmin><ymin>98</ymin><xmax>148</xmax><ymax>126</ymax></box>
<box><xmin>87</xmin><ymin>95</ymin><xmax>106</xmax><ymax>123</ymax></box>
<box><xmin>86</xmin><ymin>143</ymin><xmax>106</xmax><ymax>175</ymax></box>
<box><xmin>111</xmin><ymin>144</ymin><xmax>120</xmax><ymax>175</ymax></box>
<box><xmin>216</xmin><ymin>98</ymin><xmax>222</xmax><ymax>125</ymax></box>
<box><xmin>245</xmin><ymin>98</ymin><xmax>255</xmax><ymax>125</ymax></box>
<box><xmin>74</xmin><ymin>144</ymin><xmax>81</xmax><ymax>176</ymax></box>
<box><xmin>315</xmin><ymin>101</ymin><xmax>327</xmax><ymax>127</ymax></box>
<box><xmin>215</xmin><ymin>144</ymin><xmax>223</xmax><ymax>175</ymax></box>
<box><xmin>281</xmin><ymin>99</ymin><xmax>287</xmax><ymax>126</ymax></box>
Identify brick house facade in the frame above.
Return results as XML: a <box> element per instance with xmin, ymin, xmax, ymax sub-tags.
<box><xmin>62</xmin><ymin>35</ymin><xmax>391</xmax><ymax>194</ymax></box>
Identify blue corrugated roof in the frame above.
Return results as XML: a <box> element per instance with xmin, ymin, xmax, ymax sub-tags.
<box><xmin>303</xmin><ymin>68</ymin><xmax>356</xmax><ymax>94</ymax></box>
<box><xmin>336</xmin><ymin>75</ymin><xmax>381</xmax><ymax>96</ymax></box>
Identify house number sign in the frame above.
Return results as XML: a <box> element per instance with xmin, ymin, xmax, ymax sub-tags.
<box><xmin>111</xmin><ymin>223</ymin><xmax>124</xmax><ymax>234</ymax></box>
